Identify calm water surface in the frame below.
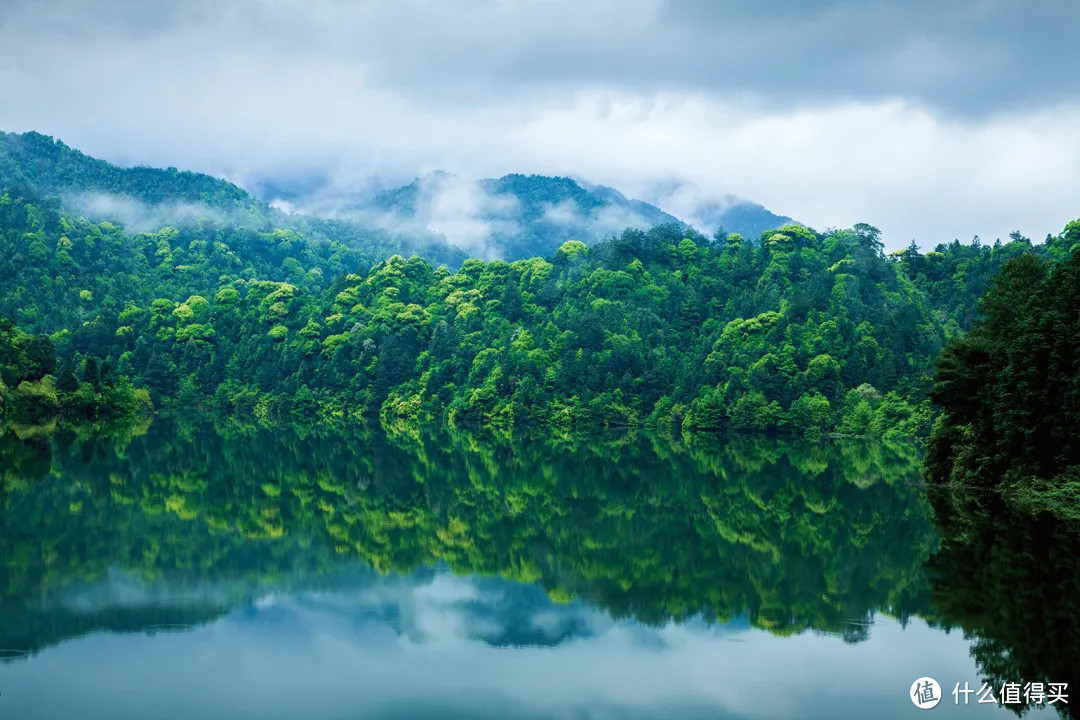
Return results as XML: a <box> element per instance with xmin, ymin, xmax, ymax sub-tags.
<box><xmin>0</xmin><ymin>419</ymin><xmax>1073</xmax><ymax>719</ymax></box>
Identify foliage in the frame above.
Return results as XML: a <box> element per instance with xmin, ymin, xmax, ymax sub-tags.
<box><xmin>0</xmin><ymin>131</ymin><xmax>466</xmax><ymax>275</ymax></box>
<box><xmin>927</xmin><ymin>232</ymin><xmax>1080</xmax><ymax>498</ymax></box>
<box><xmin>2</xmin><ymin>204</ymin><xmax>995</xmax><ymax>435</ymax></box>
<box><xmin>0</xmin><ymin>314</ymin><xmax>150</xmax><ymax>422</ymax></box>
<box><xmin>1</xmin><ymin>132</ymin><xmax>1076</xmax><ymax>439</ymax></box>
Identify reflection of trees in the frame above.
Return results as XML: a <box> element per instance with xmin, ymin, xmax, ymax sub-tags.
<box><xmin>925</xmin><ymin>487</ymin><xmax>1080</xmax><ymax>719</ymax></box>
<box><xmin>0</xmin><ymin>417</ymin><xmax>935</xmax><ymax>656</ymax></box>
<box><xmin>0</xmin><ymin>600</ymin><xmax>235</xmax><ymax>662</ymax></box>
<box><xmin>0</xmin><ymin>426</ymin><xmax>53</xmax><ymax>502</ymax></box>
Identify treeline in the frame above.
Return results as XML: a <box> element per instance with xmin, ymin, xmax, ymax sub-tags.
<box><xmin>0</xmin><ymin>314</ymin><xmax>151</xmax><ymax>423</ymax></box>
<box><xmin>2</xmin><ymin>180</ymin><xmax>1077</xmax><ymax>436</ymax></box>
<box><xmin>928</xmin><ymin>229</ymin><xmax>1080</xmax><ymax>506</ymax></box>
<box><xmin>0</xmin><ymin>184</ymin><xmax>1071</xmax><ymax>435</ymax></box>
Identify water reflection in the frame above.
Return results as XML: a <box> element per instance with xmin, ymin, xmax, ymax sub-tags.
<box><xmin>0</xmin><ymin>418</ymin><xmax>1052</xmax><ymax>718</ymax></box>
<box><xmin>925</xmin><ymin>486</ymin><xmax>1080</xmax><ymax>718</ymax></box>
<box><xmin>0</xmin><ymin>419</ymin><xmax>935</xmax><ymax>644</ymax></box>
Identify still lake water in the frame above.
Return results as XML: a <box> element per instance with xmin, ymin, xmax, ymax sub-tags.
<box><xmin>0</xmin><ymin>418</ymin><xmax>1073</xmax><ymax>719</ymax></box>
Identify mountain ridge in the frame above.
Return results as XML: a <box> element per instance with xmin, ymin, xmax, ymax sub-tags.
<box><xmin>0</xmin><ymin>131</ymin><xmax>795</xmax><ymax>263</ymax></box>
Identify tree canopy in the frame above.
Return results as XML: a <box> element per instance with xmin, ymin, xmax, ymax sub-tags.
<box><xmin>2</xmin><ymin>175</ymin><xmax>1076</xmax><ymax>437</ymax></box>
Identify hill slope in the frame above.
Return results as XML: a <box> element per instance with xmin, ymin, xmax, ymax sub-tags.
<box><xmin>0</xmin><ymin>131</ymin><xmax>264</xmax><ymax>220</ymax></box>
<box><xmin>0</xmin><ymin>131</ymin><xmax>466</xmax><ymax>268</ymax></box>
<box><xmin>1</xmin><ymin>131</ymin><xmax>794</xmax><ymax>264</ymax></box>
<box><xmin>4</xmin><ymin>130</ymin><xmax>1076</xmax><ymax>438</ymax></box>
<box><xmin>279</xmin><ymin>171</ymin><xmax>794</xmax><ymax>261</ymax></box>
<box><xmin>690</xmin><ymin>200</ymin><xmax>794</xmax><ymax>242</ymax></box>
<box><xmin>359</xmin><ymin>172</ymin><xmax>683</xmax><ymax>260</ymax></box>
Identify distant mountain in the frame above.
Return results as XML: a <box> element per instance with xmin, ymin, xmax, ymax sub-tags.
<box><xmin>638</xmin><ymin>180</ymin><xmax>795</xmax><ymax>241</ymax></box>
<box><xmin>0</xmin><ymin>131</ymin><xmax>794</xmax><ymax>265</ymax></box>
<box><xmin>0</xmin><ymin>130</ymin><xmax>265</xmax><ymax>222</ymax></box>
<box><xmin>688</xmin><ymin>200</ymin><xmax>795</xmax><ymax>242</ymax></box>
<box><xmin>341</xmin><ymin>172</ymin><xmax>682</xmax><ymax>260</ymax></box>
<box><xmin>0</xmin><ymin>131</ymin><xmax>467</xmax><ymax>268</ymax></box>
<box><xmin>302</xmin><ymin>171</ymin><xmax>795</xmax><ymax>260</ymax></box>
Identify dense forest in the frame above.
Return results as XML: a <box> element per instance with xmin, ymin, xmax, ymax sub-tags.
<box><xmin>1</xmin><ymin>132</ymin><xmax>1077</xmax><ymax>445</ymax></box>
<box><xmin>928</xmin><ymin>235</ymin><xmax>1080</xmax><ymax>508</ymax></box>
<box><xmin>0</xmin><ymin>314</ymin><xmax>150</xmax><ymax>423</ymax></box>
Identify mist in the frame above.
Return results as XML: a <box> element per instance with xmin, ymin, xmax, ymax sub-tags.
<box><xmin>64</xmin><ymin>192</ymin><xmax>231</xmax><ymax>233</ymax></box>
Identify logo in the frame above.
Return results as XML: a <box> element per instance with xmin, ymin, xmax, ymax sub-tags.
<box><xmin>911</xmin><ymin>677</ymin><xmax>942</xmax><ymax>709</ymax></box>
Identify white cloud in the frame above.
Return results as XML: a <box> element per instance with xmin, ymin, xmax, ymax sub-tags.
<box><xmin>64</xmin><ymin>191</ymin><xmax>228</xmax><ymax>232</ymax></box>
<box><xmin>541</xmin><ymin>199</ymin><xmax>582</xmax><ymax>227</ymax></box>
<box><xmin>3</xmin><ymin>588</ymin><xmax>992</xmax><ymax>720</ymax></box>
<box><xmin>415</xmin><ymin>174</ymin><xmax>521</xmax><ymax>259</ymax></box>
<box><xmin>0</xmin><ymin>1</ymin><xmax>1078</xmax><ymax>250</ymax></box>
<box><xmin>590</xmin><ymin>202</ymin><xmax>662</xmax><ymax>236</ymax></box>
<box><xmin>313</xmin><ymin>173</ymin><xmax>522</xmax><ymax>259</ymax></box>
<box><xmin>540</xmin><ymin>196</ymin><xmax>658</xmax><ymax>238</ymax></box>
<box><xmin>632</xmin><ymin>180</ymin><xmax>744</xmax><ymax>236</ymax></box>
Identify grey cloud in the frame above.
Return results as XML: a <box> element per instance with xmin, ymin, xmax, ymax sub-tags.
<box><xmin>2</xmin><ymin>0</ymin><xmax>1077</xmax><ymax>116</ymax></box>
<box><xmin>0</xmin><ymin>0</ymin><xmax>1077</xmax><ymax>250</ymax></box>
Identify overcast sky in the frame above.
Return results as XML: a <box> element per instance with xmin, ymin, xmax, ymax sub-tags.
<box><xmin>1</xmin><ymin>0</ymin><xmax>1078</xmax><ymax>248</ymax></box>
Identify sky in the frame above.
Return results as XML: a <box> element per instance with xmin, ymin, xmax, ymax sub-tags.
<box><xmin>1</xmin><ymin>0</ymin><xmax>1078</xmax><ymax>248</ymax></box>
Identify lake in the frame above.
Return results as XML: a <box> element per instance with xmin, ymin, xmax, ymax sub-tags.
<box><xmin>0</xmin><ymin>418</ymin><xmax>1072</xmax><ymax>719</ymax></box>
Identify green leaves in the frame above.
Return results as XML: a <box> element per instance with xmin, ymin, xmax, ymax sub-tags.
<box><xmin>1</xmin><ymin>164</ymin><xmax>1077</xmax><ymax>442</ymax></box>
<box><xmin>928</xmin><ymin>245</ymin><xmax>1080</xmax><ymax>497</ymax></box>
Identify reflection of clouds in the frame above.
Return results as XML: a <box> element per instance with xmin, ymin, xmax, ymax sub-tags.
<box><xmin>58</xmin><ymin>568</ymin><xmax>241</xmax><ymax>611</ymax></box>
<box><xmin>31</xmin><ymin>564</ymin><xmax>754</xmax><ymax>653</ymax></box>
<box><xmin>0</xmin><ymin>566</ymin><xmax>1021</xmax><ymax>719</ymax></box>
<box><xmin>0</xmin><ymin>596</ymin><xmax>1009</xmax><ymax>720</ymax></box>
<box><xmin>285</xmin><ymin>570</ymin><xmax>606</xmax><ymax>648</ymax></box>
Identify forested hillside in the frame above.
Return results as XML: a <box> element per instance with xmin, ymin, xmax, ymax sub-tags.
<box><xmin>1</xmin><ymin>132</ymin><xmax>790</xmax><ymax>264</ymax></box>
<box><xmin>362</xmin><ymin>172</ymin><xmax>681</xmax><ymax>260</ymax></box>
<box><xmin>2</xmin><ymin>133</ymin><xmax>1076</xmax><ymax>438</ymax></box>
<box><xmin>0</xmin><ymin>131</ymin><xmax>262</xmax><ymax>216</ymax></box>
<box><xmin>0</xmin><ymin>131</ymin><xmax>467</xmax><ymax>269</ymax></box>
<box><xmin>928</xmin><ymin>226</ymin><xmax>1080</xmax><ymax>507</ymax></box>
<box><xmin>298</xmin><ymin>172</ymin><xmax>793</xmax><ymax>262</ymax></box>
